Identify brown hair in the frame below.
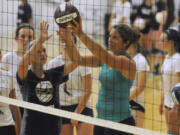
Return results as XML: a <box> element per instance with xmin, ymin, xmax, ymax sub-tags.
<box><xmin>113</xmin><ymin>24</ymin><xmax>140</xmax><ymax>49</ymax></box>
<box><xmin>15</xmin><ymin>23</ymin><xmax>34</xmax><ymax>38</ymax></box>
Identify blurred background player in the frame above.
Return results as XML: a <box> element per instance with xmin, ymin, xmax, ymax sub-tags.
<box><xmin>0</xmin><ymin>23</ymin><xmax>35</xmax><ymax>116</ymax></box>
<box><xmin>17</xmin><ymin>0</ymin><xmax>33</xmax><ymax>26</ymax></box>
<box><xmin>48</xmin><ymin>34</ymin><xmax>93</xmax><ymax>135</ymax></box>
<box><xmin>0</xmin><ymin>50</ymin><xmax>21</xmax><ymax>135</ymax></box>
<box><xmin>163</xmin><ymin>0</ymin><xmax>175</xmax><ymax>31</ymax></box>
<box><xmin>108</xmin><ymin>0</ymin><xmax>132</xmax><ymax>32</ymax></box>
<box><xmin>133</xmin><ymin>0</ymin><xmax>166</xmax><ymax>49</ymax></box>
<box><xmin>159</xmin><ymin>29</ymin><xmax>180</xmax><ymax>135</ymax></box>
<box><xmin>127</xmin><ymin>33</ymin><xmax>150</xmax><ymax>128</ymax></box>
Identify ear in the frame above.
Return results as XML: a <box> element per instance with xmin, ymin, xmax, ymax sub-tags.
<box><xmin>15</xmin><ymin>36</ymin><xmax>18</xmax><ymax>41</ymax></box>
<box><xmin>124</xmin><ymin>40</ymin><xmax>131</xmax><ymax>48</ymax></box>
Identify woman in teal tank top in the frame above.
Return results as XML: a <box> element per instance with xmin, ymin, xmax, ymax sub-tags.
<box><xmin>68</xmin><ymin>18</ymin><xmax>140</xmax><ymax>135</ymax></box>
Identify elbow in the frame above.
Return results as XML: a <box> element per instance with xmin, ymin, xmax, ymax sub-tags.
<box><xmin>138</xmin><ymin>87</ymin><xmax>145</xmax><ymax>93</ymax></box>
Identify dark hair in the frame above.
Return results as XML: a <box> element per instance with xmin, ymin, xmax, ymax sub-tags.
<box><xmin>113</xmin><ymin>24</ymin><xmax>140</xmax><ymax>49</ymax></box>
<box><xmin>164</xmin><ymin>29</ymin><xmax>180</xmax><ymax>53</ymax></box>
<box><xmin>15</xmin><ymin>23</ymin><xmax>34</xmax><ymax>38</ymax></box>
<box><xmin>72</xmin><ymin>32</ymin><xmax>77</xmax><ymax>44</ymax></box>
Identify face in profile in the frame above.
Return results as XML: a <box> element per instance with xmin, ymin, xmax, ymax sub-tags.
<box><xmin>160</xmin><ymin>33</ymin><xmax>173</xmax><ymax>53</ymax></box>
<box><xmin>108</xmin><ymin>29</ymin><xmax>126</xmax><ymax>54</ymax></box>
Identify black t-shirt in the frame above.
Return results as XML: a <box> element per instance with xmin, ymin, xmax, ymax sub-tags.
<box><xmin>16</xmin><ymin>65</ymin><xmax>68</xmax><ymax>135</ymax></box>
<box><xmin>137</xmin><ymin>0</ymin><xmax>165</xmax><ymax>33</ymax></box>
<box><xmin>17</xmin><ymin>3</ymin><xmax>32</xmax><ymax>26</ymax></box>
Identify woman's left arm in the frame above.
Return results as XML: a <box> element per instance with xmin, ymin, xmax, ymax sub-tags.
<box><xmin>129</xmin><ymin>71</ymin><xmax>148</xmax><ymax>101</ymax></box>
<box><xmin>73</xmin><ymin>19</ymin><xmax>136</xmax><ymax>79</ymax></box>
<box><xmin>71</xmin><ymin>73</ymin><xmax>92</xmax><ymax>127</ymax></box>
<box><xmin>9</xmin><ymin>89</ymin><xmax>22</xmax><ymax>135</ymax></box>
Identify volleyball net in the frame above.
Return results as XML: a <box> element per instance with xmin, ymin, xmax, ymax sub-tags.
<box><xmin>0</xmin><ymin>0</ymin><xmax>173</xmax><ymax>135</ymax></box>
<box><xmin>0</xmin><ymin>96</ymin><xmax>167</xmax><ymax>135</ymax></box>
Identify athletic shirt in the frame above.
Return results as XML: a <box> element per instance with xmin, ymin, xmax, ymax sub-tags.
<box><xmin>0</xmin><ymin>51</ymin><xmax>22</xmax><ymax>100</ymax></box>
<box><xmin>48</xmin><ymin>55</ymin><xmax>92</xmax><ymax>108</ymax></box>
<box><xmin>111</xmin><ymin>0</ymin><xmax>132</xmax><ymax>26</ymax></box>
<box><xmin>17</xmin><ymin>3</ymin><xmax>32</xmax><ymax>26</ymax></box>
<box><xmin>131</xmin><ymin>53</ymin><xmax>150</xmax><ymax>107</ymax></box>
<box><xmin>16</xmin><ymin>65</ymin><xmax>68</xmax><ymax>135</ymax></box>
<box><xmin>0</xmin><ymin>70</ymin><xmax>14</xmax><ymax>127</ymax></box>
<box><xmin>96</xmin><ymin>54</ymin><xmax>134</xmax><ymax>122</ymax></box>
<box><xmin>162</xmin><ymin>53</ymin><xmax>180</xmax><ymax>108</ymax></box>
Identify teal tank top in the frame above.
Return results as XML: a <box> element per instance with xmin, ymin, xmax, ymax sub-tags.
<box><xmin>96</xmin><ymin>56</ymin><xmax>134</xmax><ymax>122</ymax></box>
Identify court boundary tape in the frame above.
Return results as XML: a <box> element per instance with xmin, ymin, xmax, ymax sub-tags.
<box><xmin>0</xmin><ymin>96</ymin><xmax>167</xmax><ymax>135</ymax></box>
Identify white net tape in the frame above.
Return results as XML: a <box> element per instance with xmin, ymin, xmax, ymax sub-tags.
<box><xmin>0</xmin><ymin>96</ymin><xmax>167</xmax><ymax>135</ymax></box>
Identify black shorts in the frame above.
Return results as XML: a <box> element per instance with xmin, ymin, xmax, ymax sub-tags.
<box><xmin>164</xmin><ymin>105</ymin><xmax>172</xmax><ymax>110</ymax></box>
<box><xmin>0</xmin><ymin>125</ymin><xmax>16</xmax><ymax>135</ymax></box>
<box><xmin>130</xmin><ymin>100</ymin><xmax>145</xmax><ymax>113</ymax></box>
<box><xmin>164</xmin><ymin>105</ymin><xmax>180</xmax><ymax>111</ymax></box>
<box><xmin>61</xmin><ymin>104</ymin><xmax>93</xmax><ymax>124</ymax></box>
<box><xmin>94</xmin><ymin>117</ymin><xmax>135</xmax><ymax>135</ymax></box>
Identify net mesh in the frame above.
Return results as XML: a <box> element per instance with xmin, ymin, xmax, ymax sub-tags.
<box><xmin>0</xmin><ymin>0</ymin><xmax>179</xmax><ymax>135</ymax></box>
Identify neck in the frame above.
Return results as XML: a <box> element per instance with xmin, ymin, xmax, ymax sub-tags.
<box><xmin>121</xmin><ymin>0</ymin><xmax>127</xmax><ymax>4</ymax></box>
<box><xmin>167</xmin><ymin>48</ymin><xmax>176</xmax><ymax>57</ymax></box>
<box><xmin>31</xmin><ymin>64</ymin><xmax>44</xmax><ymax>78</ymax></box>
<box><xmin>129</xmin><ymin>51</ymin><xmax>137</xmax><ymax>58</ymax></box>
<box><xmin>146</xmin><ymin>0</ymin><xmax>152</xmax><ymax>6</ymax></box>
<box><xmin>21</xmin><ymin>0</ymin><xmax>26</xmax><ymax>5</ymax></box>
<box><xmin>114</xmin><ymin>51</ymin><xmax>126</xmax><ymax>55</ymax></box>
<box><xmin>16</xmin><ymin>47</ymin><xmax>25</xmax><ymax>57</ymax></box>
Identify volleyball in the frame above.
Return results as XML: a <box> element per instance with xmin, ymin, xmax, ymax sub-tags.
<box><xmin>133</xmin><ymin>18</ymin><xmax>145</xmax><ymax>30</ymax></box>
<box><xmin>172</xmin><ymin>83</ymin><xmax>180</xmax><ymax>104</ymax></box>
<box><xmin>54</xmin><ymin>2</ymin><xmax>80</xmax><ymax>28</ymax></box>
<box><xmin>155</xmin><ymin>12</ymin><xmax>163</xmax><ymax>24</ymax></box>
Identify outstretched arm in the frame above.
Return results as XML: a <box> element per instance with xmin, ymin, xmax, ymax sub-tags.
<box><xmin>72</xmin><ymin>18</ymin><xmax>136</xmax><ymax>79</ymax></box>
<box><xmin>9</xmin><ymin>89</ymin><xmax>22</xmax><ymax>135</ymax></box>
<box><xmin>17</xmin><ymin>21</ymin><xmax>52</xmax><ymax>80</ymax></box>
<box><xmin>57</xmin><ymin>27</ymin><xmax>102</xmax><ymax>75</ymax></box>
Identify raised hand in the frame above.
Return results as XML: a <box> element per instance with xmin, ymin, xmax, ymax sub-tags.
<box><xmin>39</xmin><ymin>21</ymin><xmax>53</xmax><ymax>43</ymax></box>
<box><xmin>72</xmin><ymin>16</ymin><xmax>83</xmax><ymax>36</ymax></box>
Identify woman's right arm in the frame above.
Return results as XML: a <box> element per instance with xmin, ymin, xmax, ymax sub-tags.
<box><xmin>18</xmin><ymin>21</ymin><xmax>52</xmax><ymax>80</ymax></box>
